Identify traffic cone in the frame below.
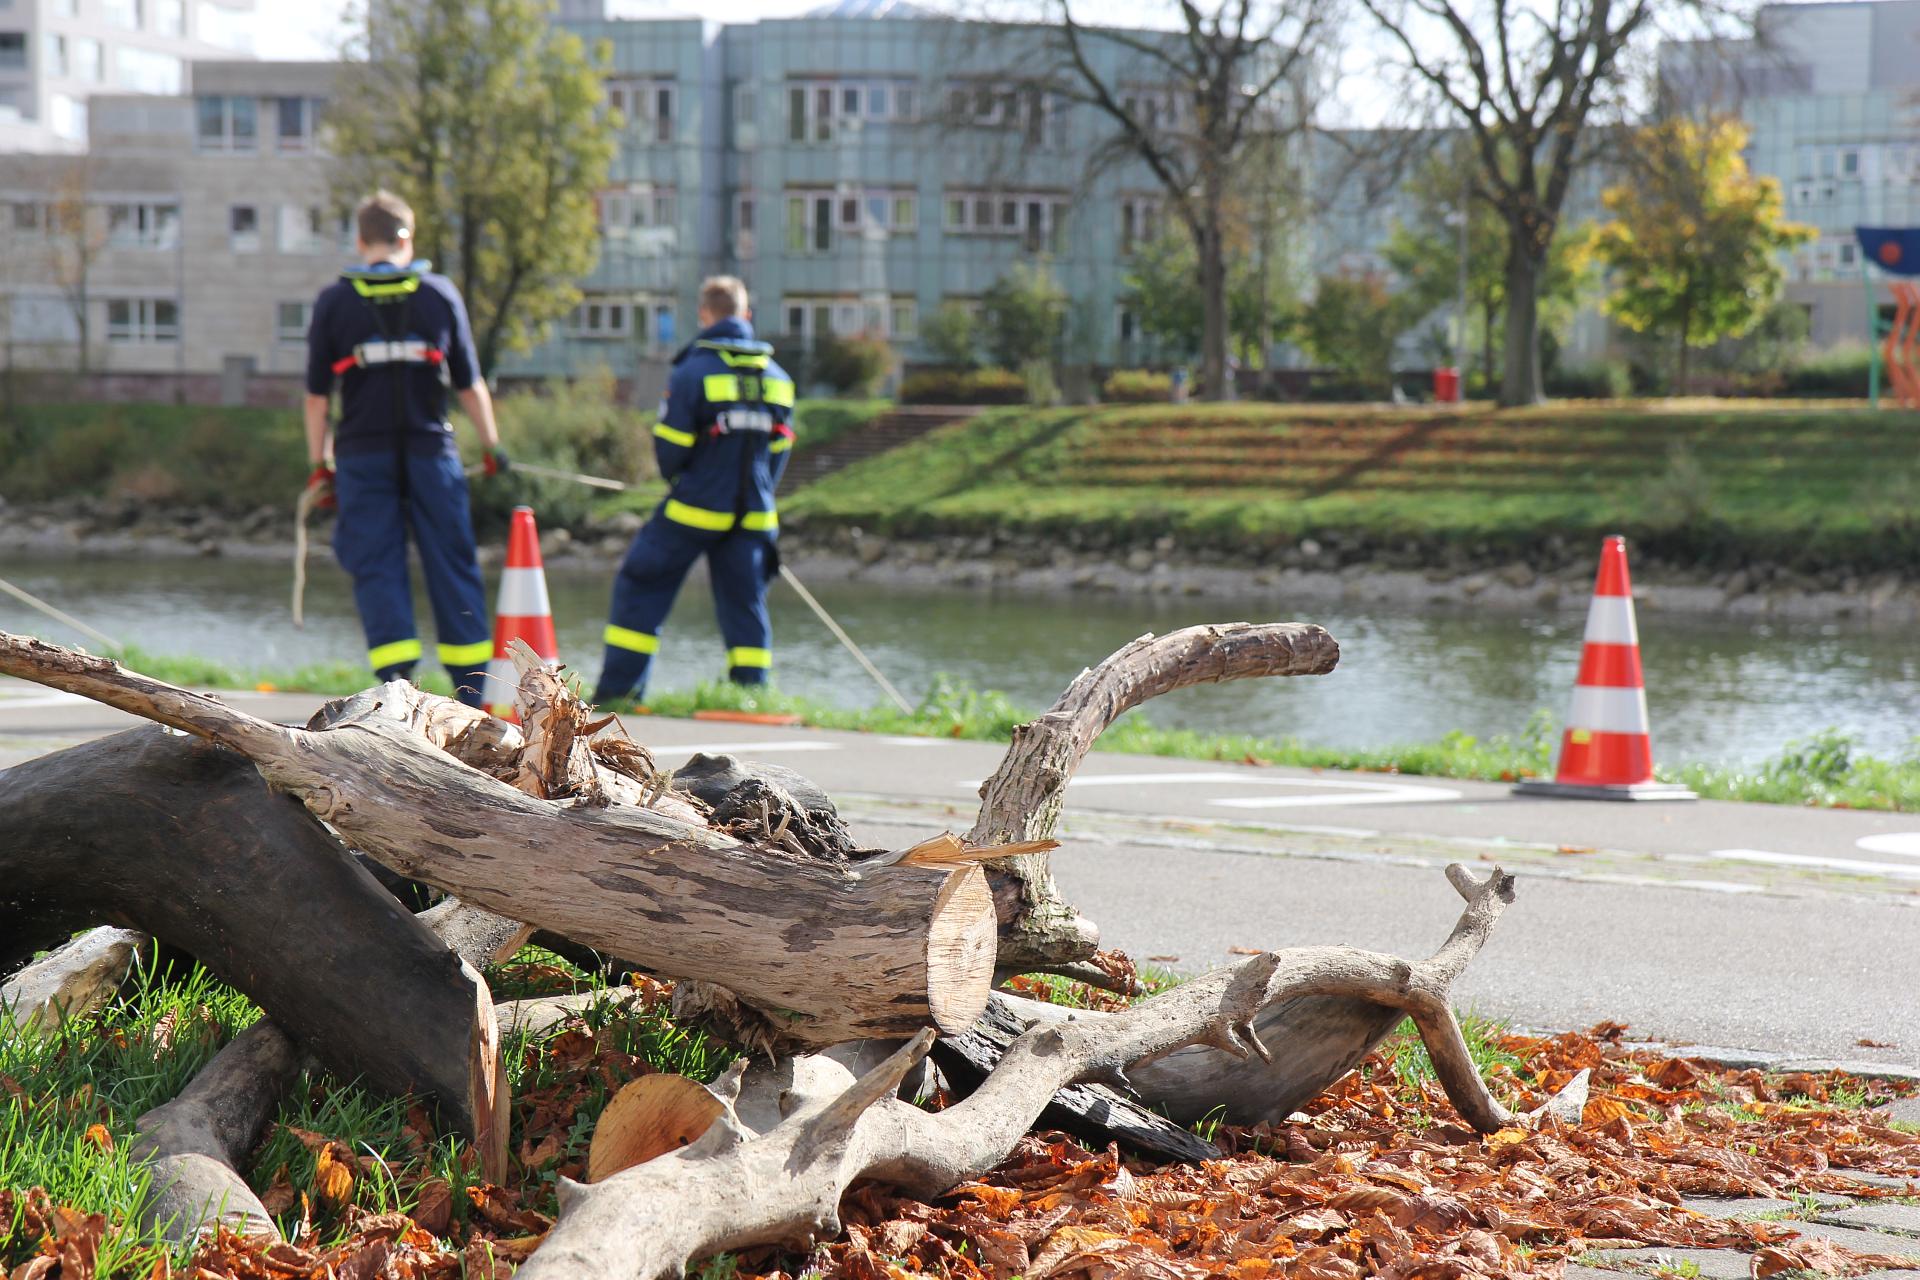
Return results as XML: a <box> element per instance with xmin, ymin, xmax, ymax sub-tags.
<box><xmin>485</xmin><ymin>506</ymin><xmax>560</xmax><ymax>721</ymax></box>
<box><xmin>1513</xmin><ymin>535</ymin><xmax>1696</xmax><ymax>801</ymax></box>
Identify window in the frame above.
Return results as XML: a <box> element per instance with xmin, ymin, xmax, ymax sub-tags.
<box><xmin>196</xmin><ymin>0</ymin><xmax>252</xmax><ymax>50</ymax></box>
<box><xmin>71</xmin><ymin>37</ymin><xmax>99</xmax><ymax>81</ymax></box>
<box><xmin>944</xmin><ymin>189</ymin><xmax>1067</xmax><ymax>247</ymax></box>
<box><xmin>604</xmin><ymin>77</ymin><xmax>675</xmax><ymax>144</ymax></box>
<box><xmin>567</xmin><ymin>298</ymin><xmax>634</xmax><ymax>340</ymax></box>
<box><xmin>107</xmin><ymin>202</ymin><xmax>180</xmax><ymax>249</ymax></box>
<box><xmin>198</xmin><ymin>95</ymin><xmax>257</xmax><ymax>151</ymax></box>
<box><xmin>103</xmin><ymin>0</ymin><xmax>139</xmax><ymax>26</ymax></box>
<box><xmin>277</xmin><ymin>97</ymin><xmax>316</xmax><ymax>151</ymax></box>
<box><xmin>230</xmin><ymin>204</ymin><xmax>259</xmax><ymax>252</ymax></box>
<box><xmin>789</xmin><ymin>187</ymin><xmax>915</xmax><ymax>247</ymax></box>
<box><xmin>156</xmin><ymin>0</ymin><xmax>182</xmax><ymax>33</ymax></box>
<box><xmin>107</xmin><ymin>298</ymin><xmax>179</xmax><ymax>343</ymax></box>
<box><xmin>1119</xmin><ymin>196</ymin><xmax>1160</xmax><ymax>253</ymax></box>
<box><xmin>278</xmin><ymin>204</ymin><xmax>337</xmax><ymax>253</ymax></box>
<box><xmin>788</xmin><ymin>86</ymin><xmax>805</xmax><ymax>142</ymax></box>
<box><xmin>813</xmin><ymin>196</ymin><xmax>830</xmax><ymax>251</ymax></box>
<box><xmin>734</xmin><ymin>195</ymin><xmax>754</xmax><ymax>258</ymax></box>
<box><xmin>276</xmin><ymin>300</ymin><xmax>310</xmax><ymax>342</ymax></box>
<box><xmin>53</xmin><ymin>0</ymin><xmax>78</xmax><ymax>15</ymax></box>
<box><xmin>1840</xmin><ymin>240</ymin><xmax>1858</xmax><ymax>266</ymax></box>
<box><xmin>786</xmin><ymin>77</ymin><xmax>916</xmax><ymax>141</ymax></box>
<box><xmin>814</xmin><ymin>85</ymin><xmax>831</xmax><ymax>141</ymax></box>
<box><xmin>49</xmin><ymin>93</ymin><xmax>85</xmax><ymax>141</ymax></box>
<box><xmin>598</xmin><ymin>184</ymin><xmax>678</xmax><ymax>238</ymax></box>
<box><xmin>115</xmin><ymin>47</ymin><xmax>182</xmax><ymax>93</ymax></box>
<box><xmin>783</xmin><ymin>294</ymin><xmax>919</xmax><ymax>342</ymax></box>
<box><xmin>0</xmin><ymin>32</ymin><xmax>24</xmax><ymax>69</ymax></box>
<box><xmin>733</xmin><ymin>84</ymin><xmax>756</xmax><ymax>147</ymax></box>
<box><xmin>43</xmin><ymin>34</ymin><xmax>65</xmax><ymax>76</ymax></box>
<box><xmin>11</xmin><ymin>202</ymin><xmax>42</xmax><ymax>232</ymax></box>
<box><xmin>890</xmin><ymin>299</ymin><xmax>916</xmax><ymax>338</ymax></box>
<box><xmin>786</xmin><ymin>197</ymin><xmax>806</xmax><ymax>254</ymax></box>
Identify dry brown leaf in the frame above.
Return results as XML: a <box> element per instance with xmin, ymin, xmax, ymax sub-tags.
<box><xmin>314</xmin><ymin>1142</ymin><xmax>355</xmax><ymax>1208</ymax></box>
<box><xmin>411</xmin><ymin>1178</ymin><xmax>453</xmax><ymax>1236</ymax></box>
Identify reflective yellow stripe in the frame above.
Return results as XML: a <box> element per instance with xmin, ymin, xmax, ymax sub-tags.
<box><xmin>603</xmin><ymin>625</ymin><xmax>659</xmax><ymax>654</ymax></box>
<box><xmin>769</xmin><ymin>437</ymin><xmax>792</xmax><ymax>454</ymax></box>
<box><xmin>437</xmin><ymin>639</ymin><xmax>493</xmax><ymax>666</ymax></box>
<box><xmin>763</xmin><ymin>378</ymin><xmax>795</xmax><ymax>407</ymax></box>
<box><xmin>727</xmin><ymin>646</ymin><xmax>772</xmax><ymax>669</ymax></box>
<box><xmin>741</xmin><ymin>510</ymin><xmax>779</xmax><ymax>531</ymax></box>
<box><xmin>653</xmin><ymin>422</ymin><xmax>697</xmax><ymax>448</ymax></box>
<box><xmin>717</xmin><ymin>351</ymin><xmax>769</xmax><ymax>369</ymax></box>
<box><xmin>704</xmin><ymin>374</ymin><xmax>740</xmax><ymax>402</ymax></box>
<box><xmin>349</xmin><ymin>274</ymin><xmax>422</xmax><ymax>299</ymax></box>
<box><xmin>368</xmin><ymin>638</ymin><xmax>423</xmax><ymax>670</ymax></box>
<box><xmin>663</xmin><ymin>499</ymin><xmax>737</xmax><ymax>531</ymax></box>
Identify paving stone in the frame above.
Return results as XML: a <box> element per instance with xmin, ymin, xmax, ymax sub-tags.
<box><xmin>1563</xmin><ymin>1266</ymin><xmax>1632</xmax><ymax>1279</ymax></box>
<box><xmin>1878</xmin><ymin>1096</ymin><xmax>1920</xmax><ymax>1125</ymax></box>
<box><xmin>1827</xmin><ymin>1202</ymin><xmax>1920</xmax><ymax>1238</ymax></box>
<box><xmin>1584</xmin><ymin>1246</ymin><xmax>1752</xmax><ymax>1278</ymax></box>
<box><xmin>1857</xmin><ymin>1271</ymin><xmax>1920</xmax><ymax>1279</ymax></box>
<box><xmin>1836</xmin><ymin>1169</ymin><xmax>1920</xmax><ymax>1191</ymax></box>
<box><xmin>1769</xmin><ymin>1058</ymin><xmax>1920</xmax><ymax>1084</ymax></box>
<box><xmin>1680</xmin><ymin>1193</ymin><xmax>1853</xmax><ymax>1217</ymax></box>
<box><xmin>1779</xmin><ymin>1218</ymin><xmax>1920</xmax><ymax>1260</ymax></box>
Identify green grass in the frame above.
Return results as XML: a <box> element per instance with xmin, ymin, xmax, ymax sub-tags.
<box><xmin>101</xmin><ymin>649</ymin><xmax>1920</xmax><ymax>813</ymax></box>
<box><xmin>783</xmin><ymin>401</ymin><xmax>1920</xmax><ymax>572</ymax></box>
<box><xmin>1377</xmin><ymin>1014</ymin><xmax>1527</xmax><ymax>1100</ymax></box>
<box><xmin>0</xmin><ymin>943</ymin><xmax>733</xmax><ymax>1272</ymax></box>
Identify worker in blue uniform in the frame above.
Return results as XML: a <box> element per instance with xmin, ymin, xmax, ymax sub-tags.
<box><xmin>302</xmin><ymin>190</ymin><xmax>507</xmax><ymax>708</ymax></box>
<box><xmin>593</xmin><ymin>276</ymin><xmax>796</xmax><ymax>705</ymax></box>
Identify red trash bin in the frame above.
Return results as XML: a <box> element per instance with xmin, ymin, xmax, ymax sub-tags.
<box><xmin>1433</xmin><ymin>367</ymin><xmax>1461</xmax><ymax>403</ymax></box>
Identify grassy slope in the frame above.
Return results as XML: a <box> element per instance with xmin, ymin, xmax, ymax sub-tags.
<box><xmin>784</xmin><ymin>401</ymin><xmax>1920</xmax><ymax>570</ymax></box>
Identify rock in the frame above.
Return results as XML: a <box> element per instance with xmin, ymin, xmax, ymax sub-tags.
<box><xmin>1125</xmin><ymin>548</ymin><xmax>1155</xmax><ymax>573</ymax></box>
<box><xmin>1153</xmin><ymin>534</ymin><xmax>1176</xmax><ymax>554</ymax></box>
<box><xmin>1458</xmin><ymin>573</ymin><xmax>1493</xmax><ymax>598</ymax></box>
<box><xmin>609</xmin><ymin>511</ymin><xmax>644</xmax><ymax>536</ymax></box>
<box><xmin>1298</xmin><ymin>538</ymin><xmax>1322</xmax><ymax>559</ymax></box>
<box><xmin>1498</xmin><ymin>562</ymin><xmax>1535</xmax><ymax>589</ymax></box>
<box><xmin>856</xmin><ymin>538</ymin><xmax>888</xmax><ymax>566</ymax></box>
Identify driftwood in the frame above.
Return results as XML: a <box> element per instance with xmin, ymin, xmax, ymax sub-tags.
<box><xmin>0</xmin><ymin>631</ymin><xmax>997</xmax><ymax>1047</ymax></box>
<box><xmin>0</xmin><ymin>726</ymin><xmax>507</xmax><ymax>1176</ymax></box>
<box><xmin>968</xmin><ymin>623</ymin><xmax>1341</xmax><ymax>969</ymax></box>
<box><xmin>0</xmin><ymin>926</ymin><xmax>146</xmax><ymax>1037</ymax></box>
<box><xmin>522</xmin><ymin>865</ymin><xmax>1552</xmax><ymax>1280</ymax></box>
<box><xmin>131</xmin><ymin>1021</ymin><xmax>302</xmax><ymax>1243</ymax></box>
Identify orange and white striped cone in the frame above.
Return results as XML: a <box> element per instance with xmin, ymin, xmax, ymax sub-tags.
<box><xmin>485</xmin><ymin>505</ymin><xmax>560</xmax><ymax>722</ymax></box>
<box><xmin>1514</xmin><ymin>535</ymin><xmax>1696</xmax><ymax>801</ymax></box>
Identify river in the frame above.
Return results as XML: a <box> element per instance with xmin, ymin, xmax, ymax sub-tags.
<box><xmin>3</xmin><ymin>552</ymin><xmax>1916</xmax><ymax>766</ymax></box>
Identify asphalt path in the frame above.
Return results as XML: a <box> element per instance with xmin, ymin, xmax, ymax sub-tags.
<box><xmin>4</xmin><ymin>679</ymin><xmax>1916</xmax><ymax>1065</ymax></box>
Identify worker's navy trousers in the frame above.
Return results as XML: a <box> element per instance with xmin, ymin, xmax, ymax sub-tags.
<box><xmin>593</xmin><ymin>515</ymin><xmax>774</xmax><ymax>704</ymax></box>
<box><xmin>332</xmin><ymin>441</ymin><xmax>493</xmax><ymax>707</ymax></box>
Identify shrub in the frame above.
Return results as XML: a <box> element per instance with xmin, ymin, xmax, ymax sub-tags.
<box><xmin>811</xmin><ymin>332</ymin><xmax>894</xmax><ymax>396</ymax></box>
<box><xmin>1782</xmin><ymin>342</ymin><xmax>1872</xmax><ymax>398</ymax></box>
<box><xmin>1102</xmin><ymin>369</ymin><xmax>1173</xmax><ymax>403</ymax></box>
<box><xmin>899</xmin><ymin>367</ymin><xmax>1026</xmax><ymax>405</ymax></box>
<box><xmin>1544</xmin><ymin>362</ymin><xmax>1632</xmax><ymax>399</ymax></box>
<box><xmin>476</xmin><ymin>369</ymin><xmax>656</xmax><ymax>533</ymax></box>
<box><xmin>1020</xmin><ymin>358</ymin><xmax>1059</xmax><ymax>406</ymax></box>
<box><xmin>920</xmin><ymin>303</ymin><xmax>979</xmax><ymax>369</ymax></box>
<box><xmin>980</xmin><ymin>263</ymin><xmax>1067</xmax><ymax>370</ymax></box>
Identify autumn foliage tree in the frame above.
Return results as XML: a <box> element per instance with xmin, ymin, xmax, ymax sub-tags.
<box><xmin>326</xmin><ymin>0</ymin><xmax>616</xmax><ymax>371</ymax></box>
<box><xmin>1586</xmin><ymin>117</ymin><xmax>1812</xmax><ymax>387</ymax></box>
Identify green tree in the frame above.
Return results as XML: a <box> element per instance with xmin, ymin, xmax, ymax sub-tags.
<box><xmin>326</xmin><ymin>0</ymin><xmax>616</xmax><ymax>372</ymax></box>
<box><xmin>920</xmin><ymin>301</ymin><xmax>979</xmax><ymax>368</ymax></box>
<box><xmin>1295</xmin><ymin>272</ymin><xmax>1412</xmax><ymax>387</ymax></box>
<box><xmin>1122</xmin><ymin>225</ymin><xmax>1298</xmax><ymax>364</ymax></box>
<box><xmin>1585</xmin><ymin>117</ymin><xmax>1813</xmax><ymax>387</ymax></box>
<box><xmin>979</xmin><ymin>261</ymin><xmax>1067</xmax><ymax>371</ymax></box>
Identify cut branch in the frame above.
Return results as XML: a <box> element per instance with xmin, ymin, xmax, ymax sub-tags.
<box><xmin>967</xmin><ymin>622</ymin><xmax>1340</xmax><ymax>968</ymax></box>
<box><xmin>521</xmin><ymin>865</ymin><xmax>1529</xmax><ymax>1280</ymax></box>
<box><xmin>0</xmin><ymin>631</ymin><xmax>996</xmax><ymax>1046</ymax></box>
<box><xmin>1</xmin><ymin>927</ymin><xmax>145</xmax><ymax>1039</ymax></box>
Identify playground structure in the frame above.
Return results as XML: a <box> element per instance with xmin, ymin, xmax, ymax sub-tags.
<box><xmin>1856</xmin><ymin>226</ymin><xmax>1920</xmax><ymax>408</ymax></box>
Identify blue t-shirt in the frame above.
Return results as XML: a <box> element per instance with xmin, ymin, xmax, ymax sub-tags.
<box><xmin>305</xmin><ymin>263</ymin><xmax>481</xmax><ymax>455</ymax></box>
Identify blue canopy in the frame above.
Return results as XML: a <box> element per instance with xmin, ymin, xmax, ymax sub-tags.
<box><xmin>1856</xmin><ymin>227</ymin><xmax>1920</xmax><ymax>276</ymax></box>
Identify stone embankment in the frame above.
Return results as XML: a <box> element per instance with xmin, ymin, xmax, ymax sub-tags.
<box><xmin>6</xmin><ymin>495</ymin><xmax>1919</xmax><ymax>624</ymax></box>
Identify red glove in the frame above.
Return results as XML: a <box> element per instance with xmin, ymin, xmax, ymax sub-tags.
<box><xmin>482</xmin><ymin>447</ymin><xmax>510</xmax><ymax>478</ymax></box>
<box><xmin>306</xmin><ymin>463</ymin><xmax>336</xmax><ymax>513</ymax></box>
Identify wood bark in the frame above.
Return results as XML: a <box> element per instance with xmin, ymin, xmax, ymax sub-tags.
<box><xmin>1</xmin><ymin>926</ymin><xmax>146</xmax><ymax>1038</ymax></box>
<box><xmin>967</xmin><ymin>622</ymin><xmax>1340</xmax><ymax>970</ymax></box>
<box><xmin>131</xmin><ymin>1021</ymin><xmax>302</xmax><ymax>1244</ymax></box>
<box><xmin>0</xmin><ymin>724</ymin><xmax>506</xmax><ymax>1175</ymax></box>
<box><xmin>521</xmin><ymin>865</ymin><xmax>1546</xmax><ymax>1280</ymax></box>
<box><xmin>0</xmin><ymin>632</ymin><xmax>998</xmax><ymax>1047</ymax></box>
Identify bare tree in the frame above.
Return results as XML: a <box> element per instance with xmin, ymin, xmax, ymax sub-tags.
<box><xmin>1041</xmin><ymin>0</ymin><xmax>1333</xmax><ymax>400</ymax></box>
<box><xmin>43</xmin><ymin>157</ymin><xmax>108</xmax><ymax>374</ymax></box>
<box><xmin>1355</xmin><ymin>0</ymin><xmax>1698</xmax><ymax>405</ymax></box>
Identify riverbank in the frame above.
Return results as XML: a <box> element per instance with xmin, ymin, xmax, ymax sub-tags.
<box><xmin>6</xmin><ymin>490</ymin><xmax>1918</xmax><ymax>625</ymax></box>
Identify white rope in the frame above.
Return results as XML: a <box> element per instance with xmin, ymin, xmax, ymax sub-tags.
<box><xmin>0</xmin><ymin>574</ymin><xmax>124</xmax><ymax>651</ymax></box>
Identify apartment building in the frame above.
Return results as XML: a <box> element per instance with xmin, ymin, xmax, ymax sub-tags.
<box><xmin>1662</xmin><ymin>0</ymin><xmax>1920</xmax><ymax>344</ymax></box>
<box><xmin>0</xmin><ymin>0</ymin><xmax>255</xmax><ymax>152</ymax></box>
<box><xmin>1</xmin><ymin>60</ymin><xmax>339</xmax><ymax>389</ymax></box>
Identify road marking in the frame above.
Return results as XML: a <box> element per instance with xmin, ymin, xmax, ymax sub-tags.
<box><xmin>878</xmin><ymin>736</ymin><xmax>950</xmax><ymax>747</ymax></box>
<box><xmin>1857</xmin><ymin>833</ymin><xmax>1920</xmax><ymax>860</ymax></box>
<box><xmin>1707</xmin><ymin>848</ymin><xmax>1920</xmax><ymax>880</ymax></box>
<box><xmin>961</xmin><ymin>770</ymin><xmax>1462</xmax><ymax>809</ymax></box>
<box><xmin>650</xmin><ymin>740</ymin><xmax>841</xmax><ymax>757</ymax></box>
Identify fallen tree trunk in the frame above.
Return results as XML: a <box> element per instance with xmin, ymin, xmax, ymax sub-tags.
<box><xmin>0</xmin><ymin>725</ymin><xmax>505</xmax><ymax>1173</ymax></box>
<box><xmin>0</xmin><ymin>632</ymin><xmax>998</xmax><ymax>1047</ymax></box>
<box><xmin>131</xmin><ymin>1020</ymin><xmax>302</xmax><ymax>1243</ymax></box>
<box><xmin>968</xmin><ymin>623</ymin><xmax>1341</xmax><ymax>970</ymax></box>
<box><xmin>521</xmin><ymin>864</ymin><xmax>1545</xmax><ymax>1280</ymax></box>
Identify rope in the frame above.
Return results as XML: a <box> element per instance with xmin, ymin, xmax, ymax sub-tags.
<box><xmin>292</xmin><ymin>483</ymin><xmax>318</xmax><ymax>629</ymax></box>
<box><xmin>0</xmin><ymin>574</ymin><xmax>124</xmax><ymax>651</ymax></box>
